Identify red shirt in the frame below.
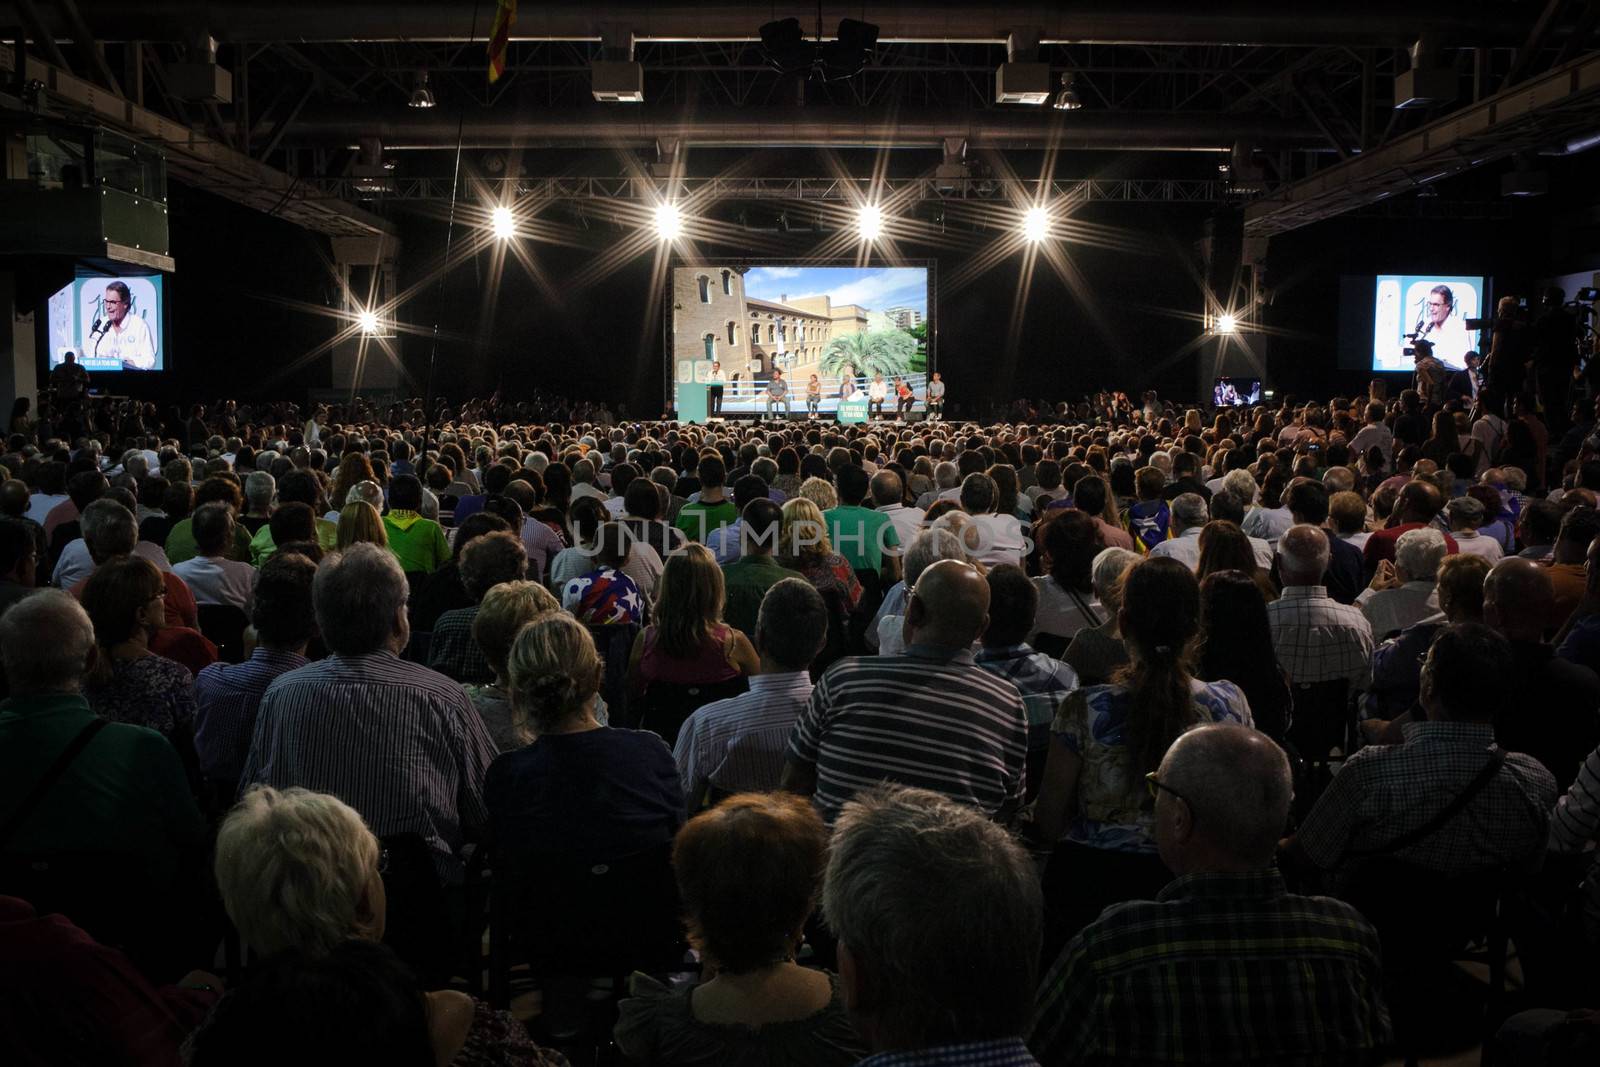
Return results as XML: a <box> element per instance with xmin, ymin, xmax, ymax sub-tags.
<box><xmin>1361</xmin><ymin>522</ymin><xmax>1459</xmax><ymax>572</ymax></box>
<box><xmin>0</xmin><ymin>896</ymin><xmax>217</xmax><ymax>1067</ymax></box>
<box><xmin>72</xmin><ymin>568</ymin><xmax>198</xmax><ymax>631</ymax></box>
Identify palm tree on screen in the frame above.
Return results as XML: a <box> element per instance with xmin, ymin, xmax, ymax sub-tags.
<box><xmin>820</xmin><ymin>330</ymin><xmax>914</xmax><ymax>378</ymax></box>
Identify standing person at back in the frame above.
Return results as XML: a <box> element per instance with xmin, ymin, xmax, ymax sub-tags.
<box><xmin>782</xmin><ymin>559</ymin><xmax>1028</xmax><ymax>822</ymax></box>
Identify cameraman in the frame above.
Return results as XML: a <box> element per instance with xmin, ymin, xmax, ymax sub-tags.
<box><xmin>1487</xmin><ymin>295</ymin><xmax>1530</xmax><ymax>411</ymax></box>
<box><xmin>1533</xmin><ymin>287</ymin><xmax>1579</xmax><ymax>435</ymax></box>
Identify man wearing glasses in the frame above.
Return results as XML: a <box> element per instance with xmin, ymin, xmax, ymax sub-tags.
<box><xmin>1030</xmin><ymin>724</ymin><xmax>1392</xmax><ymax>1063</ymax></box>
<box><xmin>92</xmin><ymin>280</ymin><xmax>156</xmax><ymax>370</ymax></box>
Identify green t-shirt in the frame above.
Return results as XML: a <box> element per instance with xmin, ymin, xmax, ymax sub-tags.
<box><xmin>165</xmin><ymin>516</ymin><xmax>253</xmax><ymax>565</ymax></box>
<box><xmin>249</xmin><ymin>516</ymin><xmax>338</xmax><ymax>566</ymax></box>
<box><xmin>0</xmin><ymin>694</ymin><xmax>204</xmax><ymax>888</ymax></box>
<box><xmin>721</xmin><ymin>555</ymin><xmax>806</xmax><ymax>638</ymax></box>
<box><xmin>382</xmin><ymin>510</ymin><xmax>451</xmax><ymax>574</ymax></box>
<box><xmin>674</xmin><ymin>499</ymin><xmax>738</xmax><ymax>544</ymax></box>
<box><xmin>824</xmin><ymin>504</ymin><xmax>899</xmax><ymax>573</ymax></box>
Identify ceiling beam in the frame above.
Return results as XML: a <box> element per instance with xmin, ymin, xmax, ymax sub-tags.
<box><xmin>49</xmin><ymin>1</ymin><xmax>1531</xmax><ymax>48</ymax></box>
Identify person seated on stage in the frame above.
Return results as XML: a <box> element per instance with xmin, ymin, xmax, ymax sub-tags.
<box><xmin>765</xmin><ymin>369</ymin><xmax>792</xmax><ymax>420</ymax></box>
<box><xmin>894</xmin><ymin>376</ymin><xmax>915</xmax><ymax>418</ymax></box>
<box><xmin>806</xmin><ymin>373</ymin><xmax>823</xmax><ymax>419</ymax></box>
<box><xmin>867</xmin><ymin>374</ymin><xmax>889</xmax><ymax>419</ymax></box>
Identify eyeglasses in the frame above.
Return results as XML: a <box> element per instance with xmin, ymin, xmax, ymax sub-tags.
<box><xmin>377</xmin><ymin>848</ymin><xmax>390</xmax><ymax>874</ymax></box>
<box><xmin>1144</xmin><ymin>771</ymin><xmax>1188</xmax><ymax>806</ymax></box>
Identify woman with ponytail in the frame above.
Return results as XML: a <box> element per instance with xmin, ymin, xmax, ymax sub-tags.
<box><xmin>485</xmin><ymin>613</ymin><xmax>684</xmax><ymax>861</ymax></box>
<box><xmin>1029</xmin><ymin>556</ymin><xmax>1254</xmax><ymax>948</ymax></box>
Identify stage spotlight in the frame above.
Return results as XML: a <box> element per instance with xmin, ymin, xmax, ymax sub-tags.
<box><xmin>1216</xmin><ymin>313</ymin><xmax>1239</xmax><ymax>334</ymax></box>
<box><xmin>654</xmin><ymin>202</ymin><xmax>683</xmax><ymax>240</ymax></box>
<box><xmin>1053</xmin><ymin>72</ymin><xmax>1082</xmax><ymax>111</ymax></box>
<box><xmin>491</xmin><ymin>205</ymin><xmax>515</xmax><ymax>239</ymax></box>
<box><xmin>1022</xmin><ymin>206</ymin><xmax>1049</xmax><ymax>242</ymax></box>
<box><xmin>357</xmin><ymin>310</ymin><xmax>380</xmax><ymax>334</ymax></box>
<box><xmin>760</xmin><ymin>18</ymin><xmax>814</xmax><ymax>75</ymax></box>
<box><xmin>857</xmin><ymin>204</ymin><xmax>883</xmax><ymax>241</ymax></box>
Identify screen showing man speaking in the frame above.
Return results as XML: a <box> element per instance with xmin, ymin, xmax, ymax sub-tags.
<box><xmin>1370</xmin><ymin>274</ymin><xmax>1484</xmax><ymax>373</ymax></box>
<box><xmin>46</xmin><ymin>273</ymin><xmax>164</xmax><ymax>372</ymax></box>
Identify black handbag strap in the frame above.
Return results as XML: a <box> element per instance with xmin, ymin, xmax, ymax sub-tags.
<box><xmin>1067</xmin><ymin>588</ymin><xmax>1104</xmax><ymax>628</ymax></box>
<box><xmin>1349</xmin><ymin>746</ymin><xmax>1507</xmax><ymax>858</ymax></box>
<box><xmin>0</xmin><ymin>717</ymin><xmax>108</xmax><ymax>851</ymax></box>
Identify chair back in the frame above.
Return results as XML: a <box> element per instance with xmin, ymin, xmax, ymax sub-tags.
<box><xmin>1032</xmin><ymin>632</ymin><xmax>1070</xmax><ymax>659</ymax></box>
<box><xmin>633</xmin><ymin>676</ymin><xmax>748</xmax><ymax>747</ymax></box>
<box><xmin>587</xmin><ymin>622</ymin><xmax>639</xmax><ymax>719</ymax></box>
<box><xmin>1285</xmin><ymin>678</ymin><xmax>1350</xmax><ymax>818</ymax></box>
<box><xmin>196</xmin><ymin>603</ymin><xmax>250</xmax><ymax>664</ymax></box>
<box><xmin>489</xmin><ymin>840</ymin><xmax>682</xmax><ymax>1007</ymax></box>
<box><xmin>376</xmin><ymin>832</ymin><xmax>453</xmax><ymax>986</ymax></box>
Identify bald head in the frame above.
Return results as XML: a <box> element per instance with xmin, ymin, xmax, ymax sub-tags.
<box><xmin>1398</xmin><ymin>480</ymin><xmax>1443</xmax><ymax>524</ymax></box>
<box><xmin>870</xmin><ymin>469</ymin><xmax>903</xmax><ymax>507</ymax></box>
<box><xmin>0</xmin><ymin>590</ymin><xmax>95</xmax><ymax>694</ymax></box>
<box><xmin>905</xmin><ymin>558</ymin><xmax>990</xmax><ymax>649</ymax></box>
<box><xmin>1157</xmin><ymin>724</ymin><xmax>1292</xmax><ymax>874</ymax></box>
<box><xmin>0</xmin><ymin>479</ymin><xmax>28</xmax><ymax>518</ymax></box>
<box><xmin>1483</xmin><ymin>556</ymin><xmax>1555</xmax><ymax>641</ymax></box>
<box><xmin>1277</xmin><ymin>524</ymin><xmax>1331</xmax><ymax>586</ymax></box>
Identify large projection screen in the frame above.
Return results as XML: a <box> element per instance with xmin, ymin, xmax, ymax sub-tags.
<box><xmin>667</xmin><ymin>263</ymin><xmax>933</xmax><ymax>420</ymax></box>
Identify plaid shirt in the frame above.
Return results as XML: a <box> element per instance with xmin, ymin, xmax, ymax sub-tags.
<box><xmin>1295</xmin><ymin>720</ymin><xmax>1556</xmax><ymax>888</ymax></box>
<box><xmin>1029</xmin><ymin>869</ymin><xmax>1390</xmax><ymax>1066</ymax></box>
<box><xmin>1265</xmin><ymin>585</ymin><xmax>1375</xmax><ymax>691</ymax></box>
<box><xmin>861</xmin><ymin>1038</ymin><xmax>1039</xmax><ymax>1066</ymax></box>
<box><xmin>975</xmin><ymin>644</ymin><xmax>1080</xmax><ymax>731</ymax></box>
<box><xmin>428</xmin><ymin>604</ymin><xmax>492</xmax><ymax>684</ymax></box>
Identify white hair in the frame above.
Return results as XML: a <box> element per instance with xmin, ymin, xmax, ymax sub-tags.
<box><xmin>1221</xmin><ymin>469</ymin><xmax>1259</xmax><ymax>506</ymax></box>
<box><xmin>0</xmin><ymin>590</ymin><xmax>94</xmax><ymax>692</ymax></box>
<box><xmin>214</xmin><ymin>786</ymin><xmax>379</xmax><ymax>958</ymax></box>
<box><xmin>1395</xmin><ymin>526</ymin><xmax>1449</xmax><ymax>582</ymax></box>
<box><xmin>1170</xmin><ymin>493</ymin><xmax>1208</xmax><ymax>531</ymax></box>
<box><xmin>905</xmin><ymin>528</ymin><xmax>974</xmax><ymax>588</ymax></box>
<box><xmin>1090</xmin><ymin>547</ymin><xmax>1141</xmax><ymax>606</ymax></box>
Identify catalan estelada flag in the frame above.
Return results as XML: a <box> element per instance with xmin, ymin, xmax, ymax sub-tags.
<box><xmin>487</xmin><ymin>0</ymin><xmax>517</xmax><ymax>83</ymax></box>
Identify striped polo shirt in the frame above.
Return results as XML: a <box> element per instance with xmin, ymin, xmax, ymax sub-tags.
<box><xmin>787</xmin><ymin>645</ymin><xmax>1028</xmax><ymax>822</ymax></box>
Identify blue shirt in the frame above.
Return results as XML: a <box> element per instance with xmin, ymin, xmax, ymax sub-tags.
<box><xmin>194</xmin><ymin>647</ymin><xmax>310</xmax><ymax>784</ymax></box>
<box><xmin>1559</xmin><ymin>613</ymin><xmax>1600</xmax><ymax>675</ymax></box>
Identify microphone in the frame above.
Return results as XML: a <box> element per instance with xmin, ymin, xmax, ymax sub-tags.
<box><xmin>89</xmin><ymin>317</ymin><xmax>102</xmax><ymax>335</ymax></box>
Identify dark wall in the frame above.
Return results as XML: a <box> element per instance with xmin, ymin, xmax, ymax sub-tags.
<box><xmin>389</xmin><ymin>201</ymin><xmax>1213</xmax><ymax>415</ymax></box>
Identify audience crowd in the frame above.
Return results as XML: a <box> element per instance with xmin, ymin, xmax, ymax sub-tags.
<box><xmin>6</xmin><ymin>381</ymin><xmax>1600</xmax><ymax>1065</ymax></box>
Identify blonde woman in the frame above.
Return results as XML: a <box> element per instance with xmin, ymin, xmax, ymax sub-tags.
<box><xmin>626</xmin><ymin>543</ymin><xmax>758</xmax><ymax>699</ymax></box>
<box><xmin>335</xmin><ymin>501</ymin><xmax>388</xmax><ymax>551</ymax></box>
<box><xmin>778</xmin><ymin>498</ymin><xmax>862</xmax><ymax>611</ymax></box>
<box><xmin>490</xmin><ymin>613</ymin><xmax>684</xmax><ymax>858</ymax></box>
<box><xmin>464</xmin><ymin>580</ymin><xmax>561</xmax><ymax>751</ymax></box>
<box><xmin>797</xmin><ymin>476</ymin><xmax>838</xmax><ymax>512</ymax></box>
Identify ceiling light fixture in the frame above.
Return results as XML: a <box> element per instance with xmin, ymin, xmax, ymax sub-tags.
<box><xmin>1216</xmin><ymin>313</ymin><xmax>1239</xmax><ymax>335</ymax></box>
<box><xmin>654</xmin><ymin>202</ymin><xmax>683</xmax><ymax>240</ymax></box>
<box><xmin>857</xmin><ymin>204</ymin><xmax>884</xmax><ymax>241</ymax></box>
<box><xmin>357</xmin><ymin>310</ymin><xmax>380</xmax><ymax>334</ymax></box>
<box><xmin>408</xmin><ymin>70</ymin><xmax>436</xmax><ymax>109</ymax></box>
<box><xmin>1022</xmin><ymin>206</ymin><xmax>1049</xmax><ymax>242</ymax></box>
<box><xmin>1053</xmin><ymin>73</ymin><xmax>1082</xmax><ymax>111</ymax></box>
<box><xmin>491</xmin><ymin>205</ymin><xmax>515</xmax><ymax>239</ymax></box>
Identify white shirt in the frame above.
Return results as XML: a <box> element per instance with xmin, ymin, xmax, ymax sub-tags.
<box><xmin>1147</xmin><ymin>526</ymin><xmax>1203</xmax><ymax>570</ymax></box>
<box><xmin>570</xmin><ymin>482</ymin><xmax>607</xmax><ymax>503</ymax></box>
<box><xmin>875</xmin><ymin>503</ymin><xmax>924</xmax><ymax>558</ymax></box>
<box><xmin>26</xmin><ymin>493</ymin><xmax>67</xmax><ymax>526</ymax></box>
<box><xmin>868</xmin><ymin>380</ymin><xmax>888</xmax><ymax>401</ymax></box>
<box><xmin>92</xmin><ymin>312</ymin><xmax>156</xmax><ymax>369</ymax></box>
<box><xmin>967</xmin><ymin>513</ymin><xmax>1026</xmax><ymax>567</ymax></box>
<box><xmin>1242</xmin><ymin>505</ymin><xmax>1294</xmax><ymax>544</ymax></box>
<box><xmin>1451</xmin><ymin>529</ymin><xmax>1504</xmax><ymax>563</ymax></box>
<box><xmin>602</xmin><ymin>496</ymin><xmax>627</xmax><ymax>518</ymax></box>
<box><xmin>1471</xmin><ymin>414</ymin><xmax>1506</xmax><ymax>472</ymax></box>
<box><xmin>54</xmin><ymin>539</ymin><xmax>173</xmax><ymax>591</ymax></box>
<box><xmin>173</xmin><ymin>554</ymin><xmax>257</xmax><ymax>612</ymax></box>
<box><xmin>1356</xmin><ymin>580</ymin><xmax>1440</xmax><ymax>640</ymax></box>
<box><xmin>1348</xmin><ymin>423</ymin><xmax>1395</xmax><ymax>465</ymax></box>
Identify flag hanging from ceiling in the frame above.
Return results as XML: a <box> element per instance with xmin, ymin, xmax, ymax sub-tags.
<box><xmin>487</xmin><ymin>0</ymin><xmax>517</xmax><ymax>83</ymax></box>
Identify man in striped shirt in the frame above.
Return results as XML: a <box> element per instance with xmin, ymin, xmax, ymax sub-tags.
<box><xmin>674</xmin><ymin>578</ymin><xmax>829</xmax><ymax>810</ymax></box>
<box><xmin>783</xmin><ymin>559</ymin><xmax>1028</xmax><ymax>823</ymax></box>
<box><xmin>1030</xmin><ymin>725</ymin><xmax>1391</xmax><ymax>1064</ymax></box>
<box><xmin>241</xmin><ymin>543</ymin><xmax>497</xmax><ymax>885</ymax></box>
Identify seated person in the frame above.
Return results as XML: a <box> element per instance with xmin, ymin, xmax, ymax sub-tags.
<box><xmin>462</xmin><ymin>580</ymin><xmax>562</xmax><ymax>752</ymax></box>
<box><xmin>560</xmin><ymin>522</ymin><xmax>647</xmax><ymax>628</ymax></box>
<box><xmin>488</xmin><ymin>613</ymin><xmax>684</xmax><ymax>864</ymax></box>
<box><xmin>1030</xmin><ymin>725</ymin><xmax>1391</xmax><ymax>1064</ymax></box>
<box><xmin>627</xmin><ymin>544</ymin><xmax>758</xmax><ymax>699</ymax></box>
<box><xmin>615</xmin><ymin>793</ymin><xmax>865</xmax><ymax>1065</ymax></box>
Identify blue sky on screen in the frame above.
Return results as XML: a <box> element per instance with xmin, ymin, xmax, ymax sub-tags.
<box><xmin>743</xmin><ymin>266</ymin><xmax>927</xmax><ymax>315</ymax></box>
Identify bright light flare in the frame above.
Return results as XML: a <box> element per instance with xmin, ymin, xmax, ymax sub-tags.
<box><xmin>1216</xmin><ymin>313</ymin><xmax>1239</xmax><ymax>335</ymax></box>
<box><xmin>654</xmin><ymin>202</ymin><xmax>683</xmax><ymax>240</ymax></box>
<box><xmin>857</xmin><ymin>204</ymin><xmax>884</xmax><ymax>241</ymax></box>
<box><xmin>357</xmin><ymin>310</ymin><xmax>380</xmax><ymax>334</ymax></box>
<box><xmin>490</xmin><ymin>205</ymin><xmax>515</xmax><ymax>240</ymax></box>
<box><xmin>1023</xmin><ymin>206</ymin><xmax>1050</xmax><ymax>242</ymax></box>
